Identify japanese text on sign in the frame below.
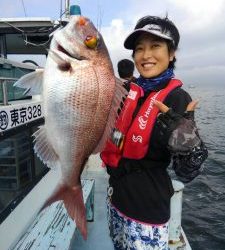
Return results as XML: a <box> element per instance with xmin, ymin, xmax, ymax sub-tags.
<box><xmin>0</xmin><ymin>102</ymin><xmax>43</xmax><ymax>132</ymax></box>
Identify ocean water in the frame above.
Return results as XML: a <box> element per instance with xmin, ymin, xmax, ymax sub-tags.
<box><xmin>181</xmin><ymin>84</ymin><xmax>225</xmax><ymax>250</ymax></box>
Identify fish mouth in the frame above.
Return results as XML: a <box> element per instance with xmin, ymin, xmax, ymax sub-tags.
<box><xmin>56</xmin><ymin>42</ymin><xmax>87</xmax><ymax>61</ymax></box>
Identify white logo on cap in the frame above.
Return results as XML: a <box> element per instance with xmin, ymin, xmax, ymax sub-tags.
<box><xmin>142</xmin><ymin>24</ymin><xmax>173</xmax><ymax>41</ymax></box>
<box><xmin>145</xmin><ymin>24</ymin><xmax>161</xmax><ymax>32</ymax></box>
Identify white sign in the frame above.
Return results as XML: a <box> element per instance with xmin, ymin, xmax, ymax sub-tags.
<box><xmin>0</xmin><ymin>101</ymin><xmax>43</xmax><ymax>132</ymax></box>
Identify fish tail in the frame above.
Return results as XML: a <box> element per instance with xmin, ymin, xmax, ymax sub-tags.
<box><xmin>42</xmin><ymin>184</ymin><xmax>87</xmax><ymax>240</ymax></box>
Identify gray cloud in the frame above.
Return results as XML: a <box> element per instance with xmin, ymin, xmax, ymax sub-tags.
<box><xmin>104</xmin><ymin>0</ymin><xmax>225</xmax><ymax>85</ymax></box>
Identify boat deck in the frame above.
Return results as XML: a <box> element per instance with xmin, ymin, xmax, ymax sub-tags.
<box><xmin>70</xmin><ymin>166</ymin><xmax>114</xmax><ymax>250</ymax></box>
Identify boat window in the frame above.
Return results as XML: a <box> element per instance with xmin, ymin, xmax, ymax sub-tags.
<box><xmin>0</xmin><ymin>126</ymin><xmax>48</xmax><ymax>224</ymax></box>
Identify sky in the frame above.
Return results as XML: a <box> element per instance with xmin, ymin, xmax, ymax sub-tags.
<box><xmin>0</xmin><ymin>0</ymin><xmax>225</xmax><ymax>86</ymax></box>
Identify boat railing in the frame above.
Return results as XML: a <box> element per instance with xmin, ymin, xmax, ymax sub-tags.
<box><xmin>0</xmin><ymin>77</ymin><xmax>19</xmax><ymax>106</ymax></box>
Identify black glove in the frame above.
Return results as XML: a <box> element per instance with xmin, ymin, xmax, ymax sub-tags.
<box><xmin>173</xmin><ymin>142</ymin><xmax>208</xmax><ymax>183</ymax></box>
<box><xmin>157</xmin><ymin>108</ymin><xmax>182</xmax><ymax>133</ymax></box>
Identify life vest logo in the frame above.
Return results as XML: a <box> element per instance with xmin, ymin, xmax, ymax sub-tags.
<box><xmin>137</xmin><ymin>91</ymin><xmax>161</xmax><ymax>130</ymax></box>
<box><xmin>138</xmin><ymin>116</ymin><xmax>147</xmax><ymax>130</ymax></box>
<box><xmin>128</xmin><ymin>90</ymin><xmax>137</xmax><ymax>100</ymax></box>
<box><xmin>132</xmin><ymin>134</ymin><xmax>143</xmax><ymax>143</ymax></box>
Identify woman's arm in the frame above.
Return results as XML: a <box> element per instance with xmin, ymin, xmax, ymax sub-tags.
<box><xmin>154</xmin><ymin>93</ymin><xmax>208</xmax><ymax>183</ymax></box>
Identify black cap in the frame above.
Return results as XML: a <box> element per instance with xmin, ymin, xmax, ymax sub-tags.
<box><xmin>124</xmin><ymin>16</ymin><xmax>180</xmax><ymax>50</ymax></box>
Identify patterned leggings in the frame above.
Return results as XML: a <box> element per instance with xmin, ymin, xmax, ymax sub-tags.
<box><xmin>107</xmin><ymin>199</ymin><xmax>169</xmax><ymax>250</ymax></box>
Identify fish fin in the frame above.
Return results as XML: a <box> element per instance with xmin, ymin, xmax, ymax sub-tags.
<box><xmin>42</xmin><ymin>184</ymin><xmax>87</xmax><ymax>240</ymax></box>
<box><xmin>14</xmin><ymin>68</ymin><xmax>44</xmax><ymax>95</ymax></box>
<box><xmin>33</xmin><ymin>126</ymin><xmax>59</xmax><ymax>169</ymax></box>
<box><xmin>93</xmin><ymin>78</ymin><xmax>128</xmax><ymax>153</ymax></box>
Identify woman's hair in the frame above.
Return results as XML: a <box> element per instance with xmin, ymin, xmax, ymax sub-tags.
<box><xmin>131</xmin><ymin>15</ymin><xmax>180</xmax><ymax>69</ymax></box>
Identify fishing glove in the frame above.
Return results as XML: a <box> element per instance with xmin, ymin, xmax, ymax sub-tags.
<box><xmin>157</xmin><ymin>109</ymin><xmax>208</xmax><ymax>183</ymax></box>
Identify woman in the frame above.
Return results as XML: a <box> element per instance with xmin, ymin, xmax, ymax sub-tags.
<box><xmin>101</xmin><ymin>15</ymin><xmax>207</xmax><ymax>250</ymax></box>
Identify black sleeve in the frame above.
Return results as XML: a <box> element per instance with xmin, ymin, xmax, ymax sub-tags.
<box><xmin>155</xmin><ymin>87</ymin><xmax>193</xmax><ymax>144</ymax></box>
<box><xmin>164</xmin><ymin>87</ymin><xmax>192</xmax><ymax>115</ymax></box>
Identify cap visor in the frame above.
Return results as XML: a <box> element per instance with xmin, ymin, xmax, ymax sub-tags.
<box><xmin>124</xmin><ymin>29</ymin><xmax>173</xmax><ymax>50</ymax></box>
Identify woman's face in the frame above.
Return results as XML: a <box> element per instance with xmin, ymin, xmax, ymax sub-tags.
<box><xmin>133</xmin><ymin>33</ymin><xmax>175</xmax><ymax>78</ymax></box>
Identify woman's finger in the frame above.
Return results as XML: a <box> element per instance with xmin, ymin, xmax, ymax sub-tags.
<box><xmin>153</xmin><ymin>100</ymin><xmax>169</xmax><ymax>113</ymax></box>
<box><xmin>154</xmin><ymin>100</ymin><xmax>198</xmax><ymax>113</ymax></box>
<box><xmin>186</xmin><ymin>100</ymin><xmax>198</xmax><ymax>111</ymax></box>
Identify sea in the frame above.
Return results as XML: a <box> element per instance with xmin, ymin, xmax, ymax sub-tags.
<box><xmin>179</xmin><ymin>83</ymin><xmax>225</xmax><ymax>250</ymax></box>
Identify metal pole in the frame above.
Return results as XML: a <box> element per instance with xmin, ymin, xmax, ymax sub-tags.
<box><xmin>169</xmin><ymin>180</ymin><xmax>184</xmax><ymax>243</ymax></box>
<box><xmin>0</xmin><ymin>78</ymin><xmax>18</xmax><ymax>105</ymax></box>
<box><xmin>0</xmin><ymin>35</ymin><xmax>7</xmax><ymax>58</ymax></box>
<box><xmin>2</xmin><ymin>80</ymin><xmax>9</xmax><ymax>105</ymax></box>
<box><xmin>65</xmin><ymin>0</ymin><xmax>70</xmax><ymax>18</ymax></box>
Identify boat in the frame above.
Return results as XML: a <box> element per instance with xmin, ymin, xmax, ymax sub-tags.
<box><xmin>188</xmin><ymin>84</ymin><xmax>196</xmax><ymax>89</ymax></box>
<box><xmin>0</xmin><ymin>2</ymin><xmax>192</xmax><ymax>249</ymax></box>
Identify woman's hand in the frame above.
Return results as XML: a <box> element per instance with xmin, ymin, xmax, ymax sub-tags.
<box><xmin>153</xmin><ymin>100</ymin><xmax>198</xmax><ymax>113</ymax></box>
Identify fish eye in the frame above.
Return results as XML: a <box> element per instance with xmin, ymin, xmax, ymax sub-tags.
<box><xmin>84</xmin><ymin>35</ymin><xmax>98</xmax><ymax>49</ymax></box>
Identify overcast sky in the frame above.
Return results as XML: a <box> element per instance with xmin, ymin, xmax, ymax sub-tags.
<box><xmin>0</xmin><ymin>0</ymin><xmax>225</xmax><ymax>86</ymax></box>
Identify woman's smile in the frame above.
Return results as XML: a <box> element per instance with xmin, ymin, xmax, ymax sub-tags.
<box><xmin>142</xmin><ymin>62</ymin><xmax>156</xmax><ymax>68</ymax></box>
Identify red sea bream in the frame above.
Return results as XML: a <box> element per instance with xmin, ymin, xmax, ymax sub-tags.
<box><xmin>14</xmin><ymin>15</ymin><xmax>126</xmax><ymax>239</ymax></box>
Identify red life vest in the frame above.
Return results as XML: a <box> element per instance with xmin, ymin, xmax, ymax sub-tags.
<box><xmin>100</xmin><ymin>79</ymin><xmax>183</xmax><ymax>168</ymax></box>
